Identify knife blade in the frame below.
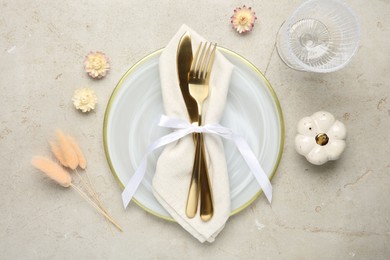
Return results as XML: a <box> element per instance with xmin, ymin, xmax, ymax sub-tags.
<box><xmin>177</xmin><ymin>32</ymin><xmax>198</xmax><ymax>122</ymax></box>
<box><xmin>177</xmin><ymin>32</ymin><xmax>201</xmax><ymax>218</ymax></box>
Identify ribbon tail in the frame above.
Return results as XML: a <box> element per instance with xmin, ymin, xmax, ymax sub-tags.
<box><xmin>122</xmin><ymin>158</ymin><xmax>147</xmax><ymax>208</ymax></box>
<box><xmin>232</xmin><ymin>134</ymin><xmax>273</xmax><ymax>203</ymax></box>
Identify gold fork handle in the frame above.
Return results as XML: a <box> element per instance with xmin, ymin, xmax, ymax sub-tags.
<box><xmin>185</xmin><ymin>133</ymin><xmax>201</xmax><ymax>218</ymax></box>
<box><xmin>199</xmin><ymin>133</ymin><xmax>214</xmax><ymax>222</ymax></box>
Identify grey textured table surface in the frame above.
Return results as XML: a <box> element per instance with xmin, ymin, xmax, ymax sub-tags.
<box><xmin>1</xmin><ymin>0</ymin><xmax>389</xmax><ymax>259</ymax></box>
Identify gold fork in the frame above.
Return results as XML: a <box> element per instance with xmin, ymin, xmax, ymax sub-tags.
<box><xmin>187</xmin><ymin>41</ymin><xmax>217</xmax><ymax>221</ymax></box>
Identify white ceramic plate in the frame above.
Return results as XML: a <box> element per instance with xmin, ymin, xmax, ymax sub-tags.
<box><xmin>104</xmin><ymin>48</ymin><xmax>284</xmax><ymax>221</ymax></box>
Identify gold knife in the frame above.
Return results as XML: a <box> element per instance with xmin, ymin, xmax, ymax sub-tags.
<box><xmin>177</xmin><ymin>32</ymin><xmax>203</xmax><ymax>218</ymax></box>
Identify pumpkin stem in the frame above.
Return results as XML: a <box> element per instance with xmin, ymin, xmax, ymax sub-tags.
<box><xmin>315</xmin><ymin>133</ymin><xmax>329</xmax><ymax>146</ymax></box>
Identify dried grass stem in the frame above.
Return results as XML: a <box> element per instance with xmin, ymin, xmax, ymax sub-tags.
<box><xmin>70</xmin><ymin>183</ymin><xmax>123</xmax><ymax>232</ymax></box>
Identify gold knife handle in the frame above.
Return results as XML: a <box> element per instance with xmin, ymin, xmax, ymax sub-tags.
<box><xmin>199</xmin><ymin>133</ymin><xmax>214</xmax><ymax>222</ymax></box>
<box><xmin>185</xmin><ymin>133</ymin><xmax>201</xmax><ymax>218</ymax></box>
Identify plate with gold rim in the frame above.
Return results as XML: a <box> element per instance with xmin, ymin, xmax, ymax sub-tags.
<box><xmin>103</xmin><ymin>47</ymin><xmax>284</xmax><ymax>221</ymax></box>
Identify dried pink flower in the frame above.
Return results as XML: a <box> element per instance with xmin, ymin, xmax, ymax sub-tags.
<box><xmin>231</xmin><ymin>5</ymin><xmax>257</xmax><ymax>34</ymax></box>
<box><xmin>84</xmin><ymin>51</ymin><xmax>110</xmax><ymax>79</ymax></box>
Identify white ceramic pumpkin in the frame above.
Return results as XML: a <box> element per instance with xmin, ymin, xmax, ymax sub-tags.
<box><xmin>295</xmin><ymin>111</ymin><xmax>347</xmax><ymax>165</ymax></box>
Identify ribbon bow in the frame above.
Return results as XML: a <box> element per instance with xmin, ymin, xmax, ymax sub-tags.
<box><xmin>121</xmin><ymin>115</ymin><xmax>273</xmax><ymax>208</ymax></box>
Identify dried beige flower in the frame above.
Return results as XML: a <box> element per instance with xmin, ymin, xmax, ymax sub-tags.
<box><xmin>84</xmin><ymin>51</ymin><xmax>110</xmax><ymax>79</ymax></box>
<box><xmin>72</xmin><ymin>88</ymin><xmax>97</xmax><ymax>113</ymax></box>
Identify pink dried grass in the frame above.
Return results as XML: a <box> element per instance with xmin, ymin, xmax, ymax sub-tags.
<box><xmin>56</xmin><ymin>129</ymin><xmax>78</xmax><ymax>170</ymax></box>
<box><xmin>67</xmin><ymin>135</ymin><xmax>87</xmax><ymax>169</ymax></box>
<box><xmin>51</xmin><ymin>132</ymin><xmax>105</xmax><ymax>215</ymax></box>
<box><xmin>31</xmin><ymin>156</ymin><xmax>71</xmax><ymax>187</ymax></box>
<box><xmin>50</xmin><ymin>141</ymin><xmax>68</xmax><ymax>167</ymax></box>
<box><xmin>32</xmin><ymin>130</ymin><xmax>122</xmax><ymax>232</ymax></box>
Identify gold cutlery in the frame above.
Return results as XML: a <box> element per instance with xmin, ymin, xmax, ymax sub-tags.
<box><xmin>188</xmin><ymin>41</ymin><xmax>217</xmax><ymax>221</ymax></box>
<box><xmin>176</xmin><ymin>32</ymin><xmax>201</xmax><ymax>218</ymax></box>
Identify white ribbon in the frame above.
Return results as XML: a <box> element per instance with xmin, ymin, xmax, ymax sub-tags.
<box><xmin>122</xmin><ymin>115</ymin><xmax>273</xmax><ymax>208</ymax></box>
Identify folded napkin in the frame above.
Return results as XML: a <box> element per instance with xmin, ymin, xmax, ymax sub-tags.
<box><xmin>152</xmin><ymin>24</ymin><xmax>234</xmax><ymax>243</ymax></box>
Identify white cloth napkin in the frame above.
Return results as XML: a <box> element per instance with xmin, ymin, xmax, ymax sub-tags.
<box><xmin>152</xmin><ymin>24</ymin><xmax>234</xmax><ymax>243</ymax></box>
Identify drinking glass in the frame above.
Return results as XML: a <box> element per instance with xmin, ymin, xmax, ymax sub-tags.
<box><xmin>276</xmin><ymin>0</ymin><xmax>360</xmax><ymax>73</ymax></box>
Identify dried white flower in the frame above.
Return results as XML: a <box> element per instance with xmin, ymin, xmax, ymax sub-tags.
<box><xmin>72</xmin><ymin>88</ymin><xmax>98</xmax><ymax>113</ymax></box>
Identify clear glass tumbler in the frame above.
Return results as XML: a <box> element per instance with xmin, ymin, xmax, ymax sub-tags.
<box><xmin>276</xmin><ymin>0</ymin><xmax>360</xmax><ymax>73</ymax></box>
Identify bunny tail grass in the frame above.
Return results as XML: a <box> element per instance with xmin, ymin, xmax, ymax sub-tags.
<box><xmin>56</xmin><ymin>129</ymin><xmax>79</xmax><ymax>170</ymax></box>
<box><xmin>74</xmin><ymin>169</ymin><xmax>110</xmax><ymax>217</ymax></box>
<box><xmin>50</xmin><ymin>141</ymin><xmax>68</xmax><ymax>167</ymax></box>
<box><xmin>31</xmin><ymin>156</ymin><xmax>72</xmax><ymax>187</ymax></box>
<box><xmin>67</xmin><ymin>135</ymin><xmax>87</xmax><ymax>169</ymax></box>
<box><xmin>70</xmin><ymin>183</ymin><xmax>123</xmax><ymax>232</ymax></box>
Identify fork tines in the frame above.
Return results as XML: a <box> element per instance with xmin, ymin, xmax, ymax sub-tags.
<box><xmin>190</xmin><ymin>42</ymin><xmax>217</xmax><ymax>80</ymax></box>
